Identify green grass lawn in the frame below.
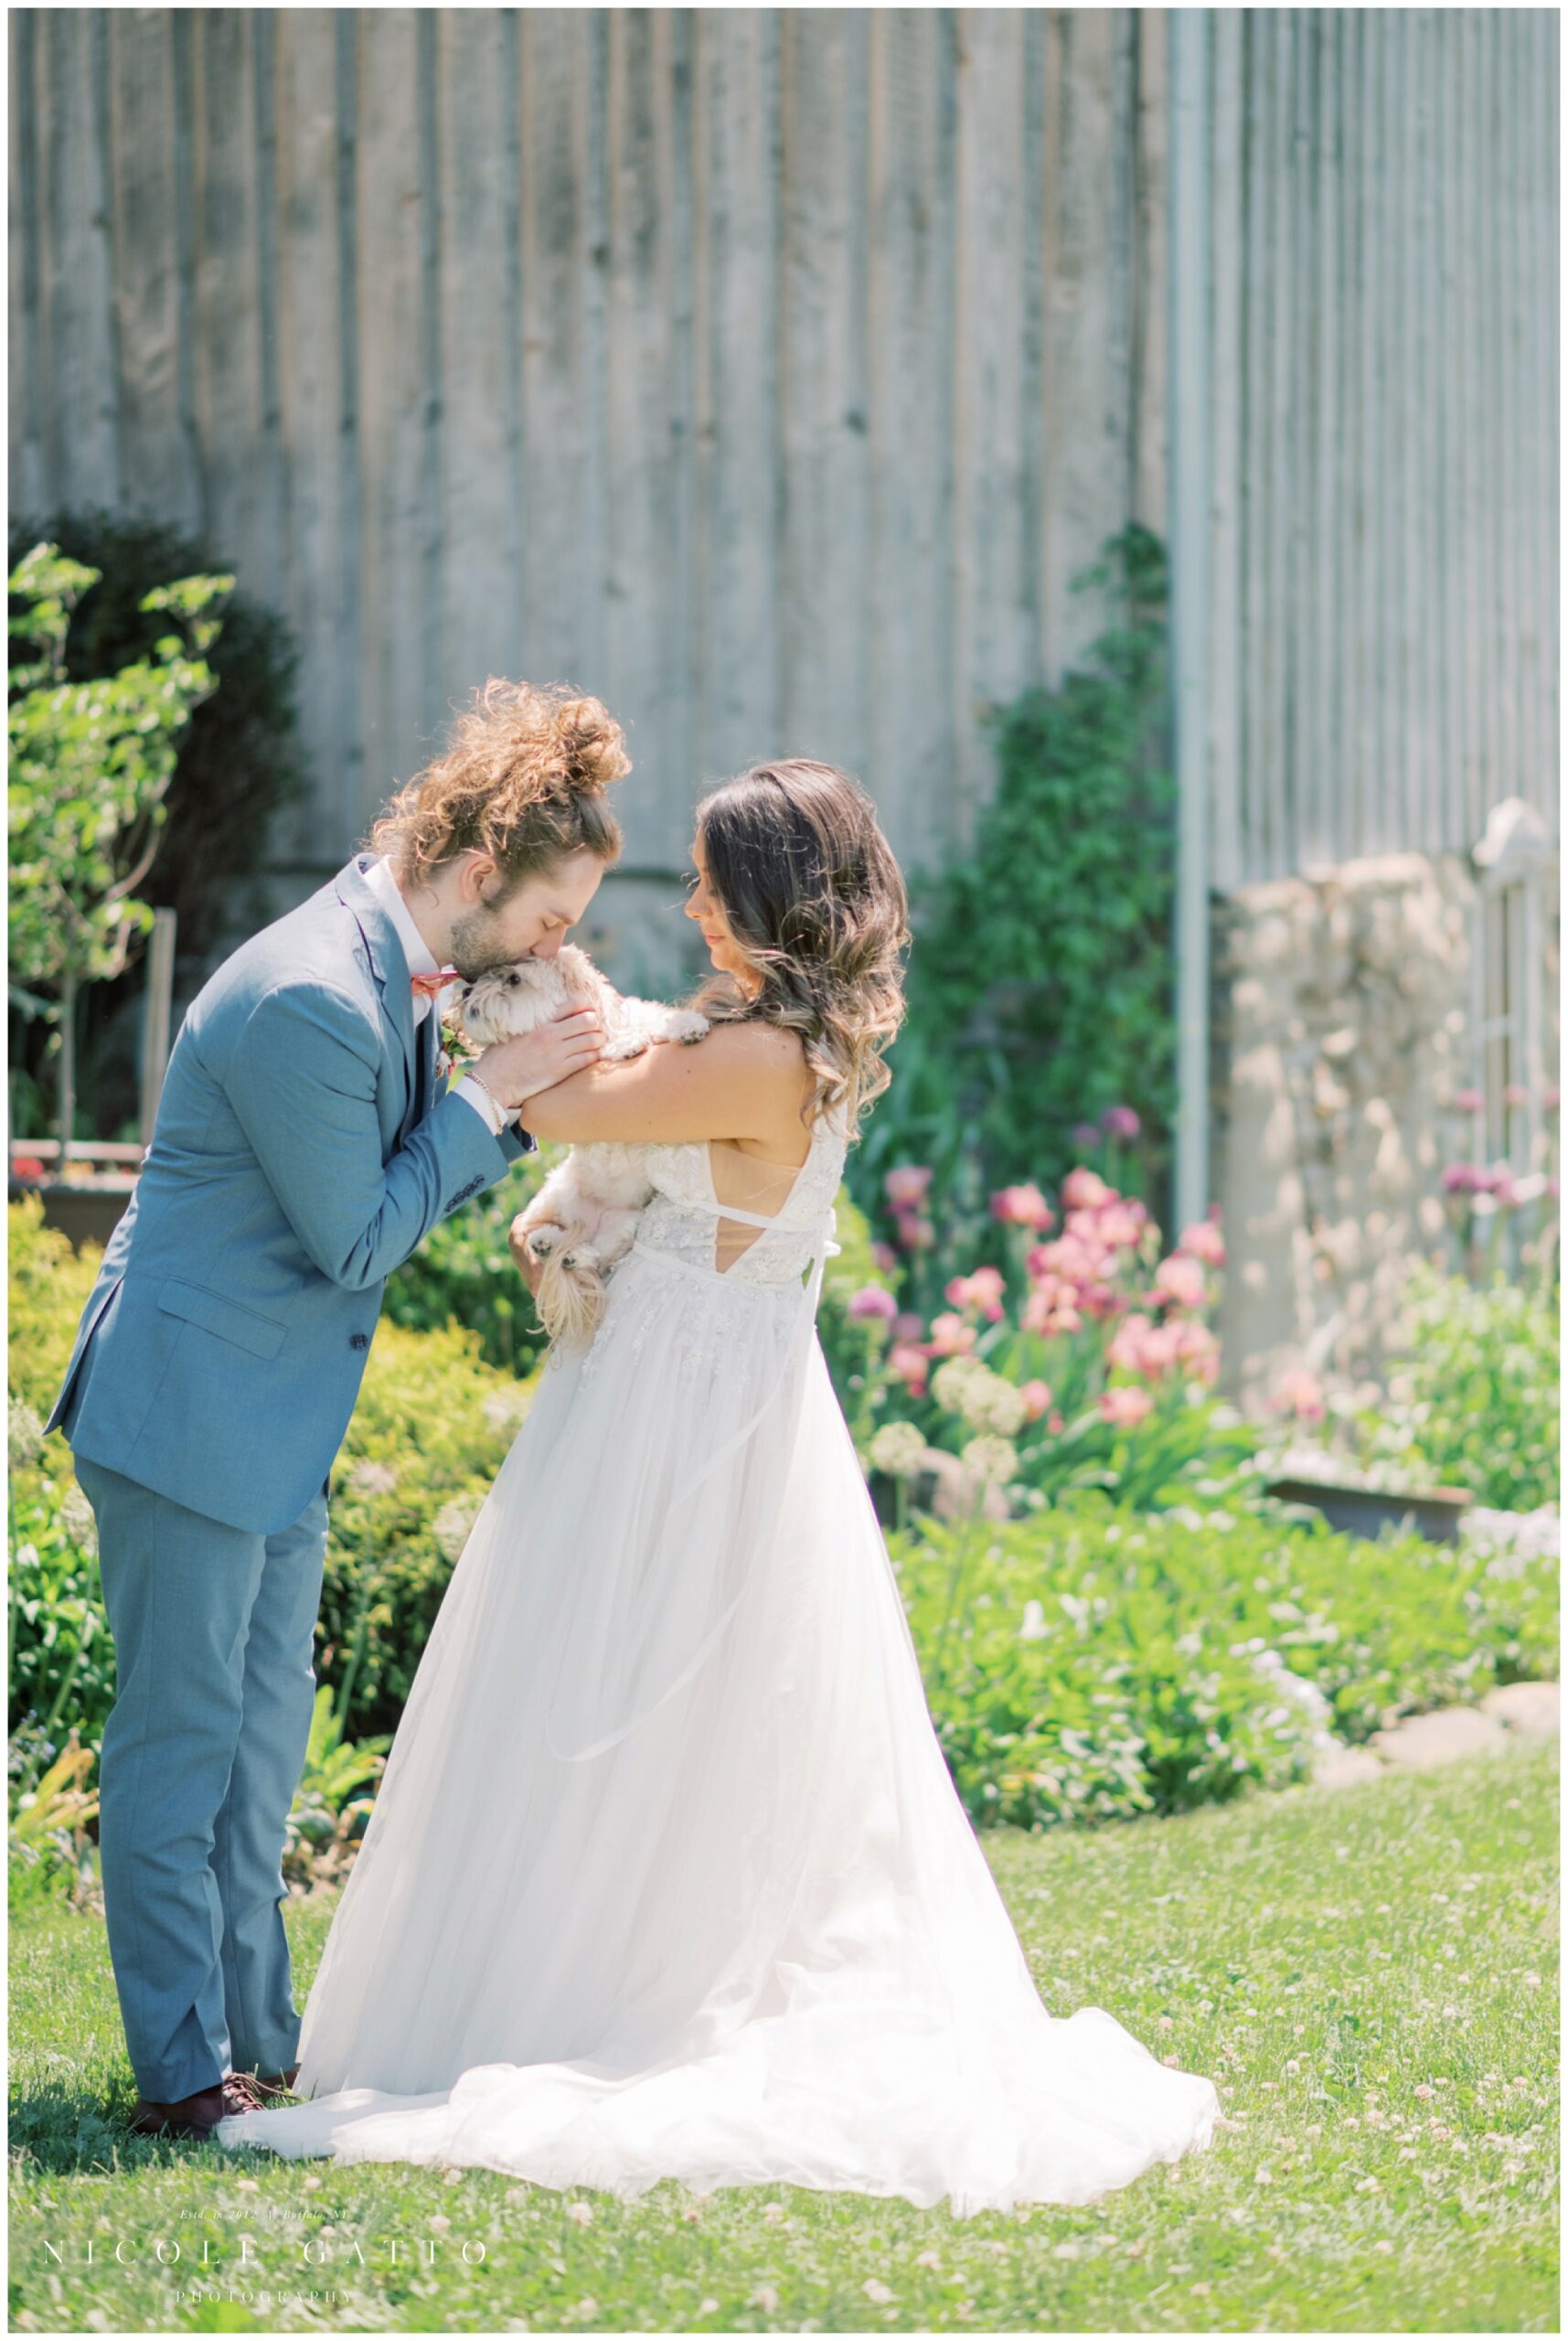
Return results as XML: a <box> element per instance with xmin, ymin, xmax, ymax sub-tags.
<box><xmin>8</xmin><ymin>1742</ymin><xmax>1557</xmax><ymax>2336</ymax></box>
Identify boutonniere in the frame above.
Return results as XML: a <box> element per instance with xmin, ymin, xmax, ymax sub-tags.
<box><xmin>437</xmin><ymin>998</ymin><xmax>479</xmax><ymax>1087</ymax></box>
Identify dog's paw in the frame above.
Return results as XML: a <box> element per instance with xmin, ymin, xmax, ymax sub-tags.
<box><xmin>601</xmin><ymin>1034</ymin><xmax>650</xmax><ymax>1063</ymax></box>
<box><xmin>666</xmin><ymin>1011</ymin><xmax>710</xmax><ymax>1045</ymax></box>
<box><xmin>525</xmin><ymin>1221</ymin><xmax>567</xmax><ymax>1262</ymax></box>
<box><xmin>560</xmin><ymin>1243</ymin><xmax>603</xmax><ymax>1274</ymax></box>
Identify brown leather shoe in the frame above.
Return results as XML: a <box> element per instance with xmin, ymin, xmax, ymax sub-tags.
<box><xmin>128</xmin><ymin>2072</ymin><xmax>263</xmax><ymax>2139</ymax></box>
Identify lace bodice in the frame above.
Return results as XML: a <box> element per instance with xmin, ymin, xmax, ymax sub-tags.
<box><xmin>633</xmin><ymin>1102</ymin><xmax>849</xmax><ymax>1288</ymax></box>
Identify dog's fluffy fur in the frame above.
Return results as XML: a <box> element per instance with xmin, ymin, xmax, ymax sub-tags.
<box><xmin>458</xmin><ymin>945</ymin><xmax>709</xmax><ymax>1351</ymax></box>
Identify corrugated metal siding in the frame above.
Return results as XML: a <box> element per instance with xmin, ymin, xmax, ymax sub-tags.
<box><xmin>8</xmin><ymin>5</ymin><xmax>1166</xmax><ymax>893</ymax></box>
<box><xmin>8</xmin><ymin>9</ymin><xmax>1555</xmax><ymax>903</ymax></box>
<box><xmin>1202</xmin><ymin>7</ymin><xmax>1558</xmax><ymax>887</ymax></box>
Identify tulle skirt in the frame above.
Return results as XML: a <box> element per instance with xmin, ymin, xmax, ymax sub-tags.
<box><xmin>215</xmin><ymin>1237</ymin><xmax>1221</xmax><ymax>2212</ymax></box>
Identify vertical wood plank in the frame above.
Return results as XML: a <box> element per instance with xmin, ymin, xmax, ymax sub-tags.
<box><xmin>866</xmin><ymin>8</ymin><xmax>956</xmax><ymax>870</ymax></box>
<box><xmin>518</xmin><ymin>9</ymin><xmax>594</xmax><ymax>689</ymax></box>
<box><xmin>435</xmin><ymin>10</ymin><xmax>522</xmax><ymax>701</ymax></box>
<box><xmin>272</xmin><ymin>8</ymin><xmax>348</xmax><ymax>861</ymax></box>
<box><xmin>777</xmin><ymin>9</ymin><xmax>872</xmax><ymax>789</ymax></box>
<box><xmin>9</xmin><ymin>11</ymin><xmax>49</xmax><ymax>518</ymax></box>
<box><xmin>191</xmin><ymin>11</ymin><xmax>262</xmax><ymax>571</ymax></box>
<box><xmin>690</xmin><ymin>8</ymin><xmax>783</xmax><ymax>786</ymax></box>
<box><xmin>107</xmin><ymin>9</ymin><xmax>196</xmax><ymax>528</ymax></box>
<box><xmin>951</xmin><ymin>9</ymin><xmax>1031</xmax><ymax>849</ymax></box>
<box><xmin>41</xmin><ymin>8</ymin><xmax>122</xmax><ymax>510</ymax></box>
<box><xmin>1208</xmin><ymin>9</ymin><xmax>1244</xmax><ymax>893</ymax></box>
<box><xmin>355</xmin><ymin>7</ymin><xmax>428</xmax><ymax>816</ymax></box>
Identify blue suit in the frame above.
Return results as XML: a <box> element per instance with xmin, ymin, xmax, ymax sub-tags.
<box><xmin>46</xmin><ymin>850</ymin><xmax>536</xmax><ymax>2102</ymax></box>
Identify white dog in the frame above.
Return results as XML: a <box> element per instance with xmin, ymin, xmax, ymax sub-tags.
<box><xmin>458</xmin><ymin>945</ymin><xmax>709</xmax><ymax>1352</ymax></box>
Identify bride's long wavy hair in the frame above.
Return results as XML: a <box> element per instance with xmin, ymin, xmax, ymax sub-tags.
<box><xmin>683</xmin><ymin>760</ymin><xmax>911</xmax><ymax>1138</ymax></box>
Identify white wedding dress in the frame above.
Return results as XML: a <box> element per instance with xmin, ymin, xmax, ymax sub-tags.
<box><xmin>215</xmin><ymin>1105</ymin><xmax>1220</xmax><ymax>2212</ymax></box>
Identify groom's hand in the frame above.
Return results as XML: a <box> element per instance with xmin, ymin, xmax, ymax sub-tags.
<box><xmin>474</xmin><ymin>1002</ymin><xmax>604</xmax><ymax>1113</ymax></box>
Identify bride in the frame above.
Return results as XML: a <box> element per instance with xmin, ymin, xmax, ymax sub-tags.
<box><xmin>215</xmin><ymin>758</ymin><xmax>1221</xmax><ymax>2212</ymax></box>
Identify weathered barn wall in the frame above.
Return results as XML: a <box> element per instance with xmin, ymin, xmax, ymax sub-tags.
<box><xmin>10</xmin><ymin>5</ymin><xmax>1168</xmax><ymax>967</ymax></box>
<box><xmin>1200</xmin><ymin>8</ymin><xmax>1559</xmax><ymax>885</ymax></box>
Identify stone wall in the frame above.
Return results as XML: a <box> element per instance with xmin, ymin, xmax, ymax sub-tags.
<box><xmin>1211</xmin><ymin>847</ymin><xmax>1561</xmax><ymax>1409</ymax></box>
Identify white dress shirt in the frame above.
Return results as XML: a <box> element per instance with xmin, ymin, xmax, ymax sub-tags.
<box><xmin>362</xmin><ymin>854</ymin><xmax>516</xmax><ymax>1138</ymax></box>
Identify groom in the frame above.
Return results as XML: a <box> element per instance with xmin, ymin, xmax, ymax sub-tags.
<box><xmin>44</xmin><ymin>682</ymin><xmax>624</xmax><ymax>2140</ymax></box>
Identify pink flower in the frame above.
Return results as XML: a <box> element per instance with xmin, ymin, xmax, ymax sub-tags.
<box><xmin>1021</xmin><ymin>1288</ymin><xmax>1082</xmax><ymax>1338</ymax></box>
<box><xmin>884</xmin><ymin>1164</ymin><xmax>933</xmax><ymax>1210</ymax></box>
<box><xmin>1441</xmin><ymin>1161</ymin><xmax>1482</xmax><ymax>1194</ymax></box>
<box><xmin>925</xmin><ymin>1312</ymin><xmax>977</xmax><ymax>1357</ymax></box>
<box><xmin>1019</xmin><ymin>1378</ymin><xmax>1053</xmax><ymax>1421</ymax></box>
<box><xmin>1504</xmin><ymin>1084</ymin><xmax>1529</xmax><ymax>1108</ymax></box>
<box><xmin>893</xmin><ymin>1212</ymin><xmax>935</xmax><ymax>1252</ymax></box>
<box><xmin>1275</xmin><ymin>1366</ymin><xmax>1324</xmax><ymax>1422</ymax></box>
<box><xmin>1093</xmin><ymin>1202</ymin><xmax>1147</xmax><ymax>1253</ymax></box>
<box><xmin>848</xmin><ymin>1286</ymin><xmax>899</xmax><ymax>1321</ymax></box>
<box><xmin>1071</xmin><ymin>1121</ymin><xmax>1103</xmax><ymax>1151</ymax></box>
<box><xmin>870</xmin><ymin>1240</ymin><xmax>900</xmax><ymax>1276</ymax></box>
<box><xmin>1061</xmin><ymin>1168</ymin><xmax>1113</xmax><ymax>1212</ymax></box>
<box><xmin>1179</xmin><ymin>1220</ymin><xmax>1226</xmax><ymax>1267</ymax></box>
<box><xmin>1100</xmin><ymin>1104</ymin><xmax>1140</xmax><ymax>1140</ymax></box>
<box><xmin>990</xmin><ymin>1183</ymin><xmax>1053</xmax><ymax>1231</ymax></box>
<box><xmin>1171</xmin><ymin>1319</ymin><xmax>1221</xmax><ymax>1384</ymax></box>
<box><xmin>1151</xmin><ymin>1253</ymin><xmax>1209</xmax><ymax>1310</ymax></box>
<box><xmin>888</xmin><ymin>1343</ymin><xmax>930</xmax><ymax>1395</ymax></box>
<box><xmin>892</xmin><ymin>1311</ymin><xmax>925</xmax><ymax>1344</ymax></box>
<box><xmin>10</xmin><ymin>1155</ymin><xmax>47</xmax><ymax>1182</ymax></box>
<box><xmin>1453</xmin><ymin>1089</ymin><xmax>1484</xmax><ymax>1114</ymax></box>
<box><xmin>1046</xmin><ymin>1409</ymin><xmax>1064</xmax><ymax>1433</ymax></box>
<box><xmin>944</xmin><ymin>1266</ymin><xmax>1007</xmax><ymax>1320</ymax></box>
<box><xmin>1099</xmin><ymin>1384</ymin><xmax>1154</xmax><ymax>1428</ymax></box>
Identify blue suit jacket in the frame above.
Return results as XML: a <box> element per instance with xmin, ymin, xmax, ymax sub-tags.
<box><xmin>44</xmin><ymin>851</ymin><xmax>537</xmax><ymax>1534</ymax></box>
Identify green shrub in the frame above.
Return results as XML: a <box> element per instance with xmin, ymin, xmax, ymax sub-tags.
<box><xmin>893</xmin><ymin>1496</ymin><xmax>1559</xmax><ymax>1832</ymax></box>
<box><xmin>7</xmin><ymin>509</ymin><xmax>309</xmax><ymax>1141</ymax></box>
<box><xmin>1345</xmin><ymin>1263</ymin><xmax>1560</xmax><ymax>1512</ymax></box>
<box><xmin>847</xmin><ymin>524</ymin><xmax>1178</xmax><ymax>1225</ymax></box>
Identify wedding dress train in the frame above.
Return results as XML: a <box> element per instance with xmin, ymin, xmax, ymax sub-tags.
<box><xmin>215</xmin><ymin>1106</ymin><xmax>1221</xmax><ymax>2211</ymax></box>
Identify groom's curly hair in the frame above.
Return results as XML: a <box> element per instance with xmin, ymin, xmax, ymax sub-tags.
<box><xmin>367</xmin><ymin>678</ymin><xmax>628</xmax><ymax>894</ymax></box>
<box><xmin>685</xmin><ymin>760</ymin><xmax>912</xmax><ymax>1138</ymax></box>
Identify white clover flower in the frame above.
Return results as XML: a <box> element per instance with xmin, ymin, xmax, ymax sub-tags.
<box><xmin>8</xmin><ymin>1399</ymin><xmax>44</xmax><ymax>1472</ymax></box>
<box><xmin>482</xmin><ymin>1384</ymin><xmax>536</xmax><ymax>1439</ymax></box>
<box><xmin>433</xmin><ymin>1498</ymin><xmax>482</xmax><ymax>1563</ymax></box>
<box><xmin>347</xmin><ymin>1459</ymin><xmax>399</xmax><ymax>1499</ymax></box>
<box><xmin>868</xmin><ymin>1420</ymin><xmax>929</xmax><ymax>1479</ymax></box>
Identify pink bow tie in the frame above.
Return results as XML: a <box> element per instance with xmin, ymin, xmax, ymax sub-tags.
<box><xmin>410</xmin><ymin>968</ymin><xmax>458</xmax><ymax>1002</ymax></box>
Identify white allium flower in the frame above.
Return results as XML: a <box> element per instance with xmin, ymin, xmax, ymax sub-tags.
<box><xmin>433</xmin><ymin>1498</ymin><xmax>482</xmax><ymax>1563</ymax></box>
<box><xmin>60</xmin><ymin>1481</ymin><xmax>98</xmax><ymax>1557</ymax></box>
<box><xmin>868</xmin><ymin>1420</ymin><xmax>929</xmax><ymax>1478</ymax></box>
<box><xmin>962</xmin><ymin>1374</ymin><xmax>1029</xmax><ymax>1438</ymax></box>
<box><xmin>8</xmin><ymin>1399</ymin><xmax>44</xmax><ymax>1472</ymax></box>
<box><xmin>960</xmin><ymin>1434</ymin><xmax>1018</xmax><ymax>1488</ymax></box>
<box><xmin>347</xmin><ymin>1459</ymin><xmax>399</xmax><ymax>1499</ymax></box>
<box><xmin>931</xmin><ymin>1354</ymin><xmax>987</xmax><ymax>1415</ymax></box>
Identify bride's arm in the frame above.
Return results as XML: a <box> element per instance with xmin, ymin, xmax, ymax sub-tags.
<box><xmin>517</xmin><ymin>1021</ymin><xmax>810</xmax><ymax>1149</ymax></box>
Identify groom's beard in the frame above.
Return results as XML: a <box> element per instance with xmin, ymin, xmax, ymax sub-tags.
<box><xmin>446</xmin><ymin>906</ymin><xmax>533</xmax><ymax>985</ymax></box>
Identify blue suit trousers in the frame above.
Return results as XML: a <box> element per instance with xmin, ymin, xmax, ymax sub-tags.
<box><xmin>71</xmin><ymin>1448</ymin><xmax>328</xmax><ymax>2103</ymax></box>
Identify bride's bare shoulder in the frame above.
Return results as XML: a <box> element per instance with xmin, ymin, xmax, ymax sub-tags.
<box><xmin>702</xmin><ymin>1018</ymin><xmax>816</xmax><ymax>1131</ymax></box>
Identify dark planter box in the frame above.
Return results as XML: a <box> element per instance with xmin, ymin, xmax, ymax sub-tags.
<box><xmin>1263</xmin><ymin>1474</ymin><xmax>1473</xmax><ymax>1546</ymax></box>
<box><xmin>8</xmin><ymin>1174</ymin><xmax>136</xmax><ymax>1250</ymax></box>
